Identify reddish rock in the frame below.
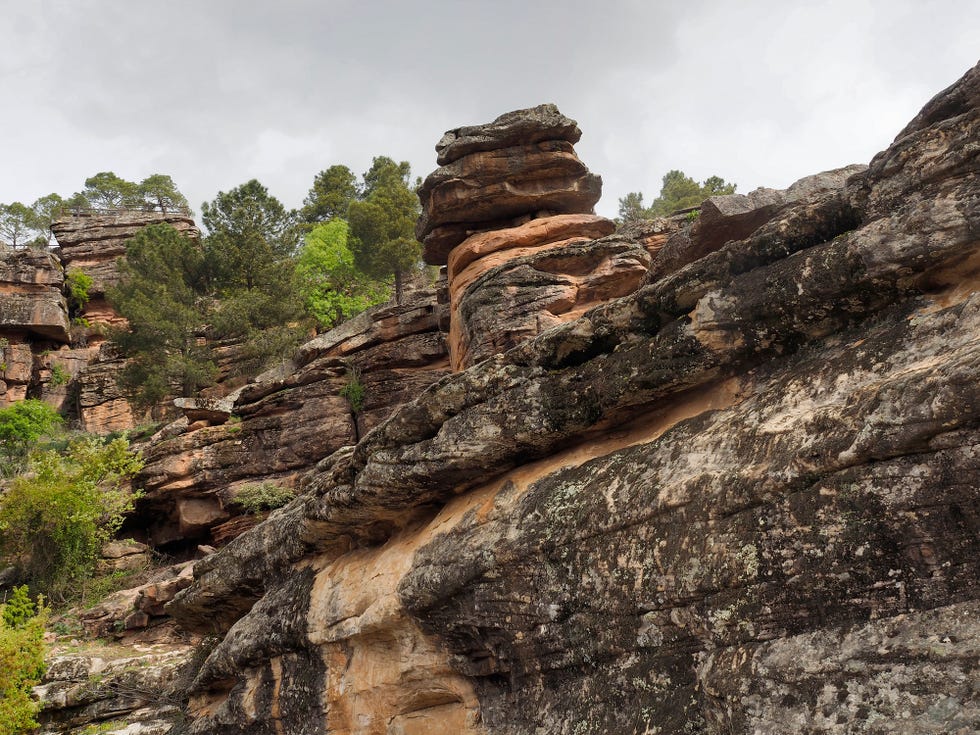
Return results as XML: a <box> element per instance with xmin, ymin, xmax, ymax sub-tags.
<box><xmin>0</xmin><ymin>248</ymin><xmax>69</xmax><ymax>341</ymax></box>
<box><xmin>52</xmin><ymin>209</ymin><xmax>199</xmax><ymax>302</ymax></box>
<box><xmin>418</xmin><ymin>106</ymin><xmax>603</xmax><ymax>263</ymax></box>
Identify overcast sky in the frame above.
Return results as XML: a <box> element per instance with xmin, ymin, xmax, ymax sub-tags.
<box><xmin>1</xmin><ymin>1</ymin><xmax>977</xmax><ymax>222</ymax></box>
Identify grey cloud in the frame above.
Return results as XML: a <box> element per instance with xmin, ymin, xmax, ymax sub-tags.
<box><xmin>0</xmin><ymin>0</ymin><xmax>977</xmax><ymax>223</ymax></box>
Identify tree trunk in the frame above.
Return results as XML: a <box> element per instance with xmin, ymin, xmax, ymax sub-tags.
<box><xmin>394</xmin><ymin>269</ymin><xmax>404</xmax><ymax>305</ymax></box>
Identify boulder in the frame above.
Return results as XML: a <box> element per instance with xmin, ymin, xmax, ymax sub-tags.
<box><xmin>418</xmin><ymin>105</ymin><xmax>603</xmax><ymax>263</ymax></box>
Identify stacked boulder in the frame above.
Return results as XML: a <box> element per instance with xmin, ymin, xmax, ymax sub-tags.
<box><xmin>417</xmin><ymin>104</ymin><xmax>650</xmax><ymax>370</ymax></box>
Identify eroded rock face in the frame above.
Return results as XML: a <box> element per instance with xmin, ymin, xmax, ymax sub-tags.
<box><xmin>51</xmin><ymin>209</ymin><xmax>199</xmax><ymax>300</ymax></box>
<box><xmin>417</xmin><ymin>105</ymin><xmax>649</xmax><ymax>370</ymax></box>
<box><xmin>132</xmin><ymin>286</ymin><xmax>450</xmax><ymax>549</ymax></box>
<box><xmin>0</xmin><ymin>248</ymin><xmax>68</xmax><ymax>342</ymax></box>
<box><xmin>417</xmin><ymin>105</ymin><xmax>602</xmax><ymax>264</ymax></box>
<box><xmin>651</xmin><ymin>164</ymin><xmax>868</xmax><ymax>283</ymax></box>
<box><xmin>165</xmin><ymin>62</ymin><xmax>980</xmax><ymax>734</ymax></box>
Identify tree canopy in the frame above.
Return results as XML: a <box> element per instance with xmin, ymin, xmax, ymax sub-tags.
<box><xmin>296</xmin><ymin>219</ymin><xmax>390</xmax><ymax>329</ymax></box>
<box><xmin>618</xmin><ymin>170</ymin><xmax>737</xmax><ymax>223</ymax></box>
<box><xmin>344</xmin><ymin>157</ymin><xmax>422</xmax><ymax>303</ymax></box>
<box><xmin>301</xmin><ymin>165</ymin><xmax>361</xmax><ymax>224</ymax></box>
<box><xmin>108</xmin><ymin>223</ymin><xmax>214</xmax><ymax>407</ymax></box>
<box><xmin>202</xmin><ymin>179</ymin><xmax>300</xmax><ymax>290</ymax></box>
<box><xmin>79</xmin><ymin>172</ymin><xmax>190</xmax><ymax>212</ymax></box>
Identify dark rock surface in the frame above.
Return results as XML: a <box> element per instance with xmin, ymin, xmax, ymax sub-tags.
<box><xmin>131</xmin><ymin>286</ymin><xmax>450</xmax><ymax>549</ymax></box>
<box><xmin>163</xmin><ymin>63</ymin><xmax>980</xmax><ymax>735</ymax></box>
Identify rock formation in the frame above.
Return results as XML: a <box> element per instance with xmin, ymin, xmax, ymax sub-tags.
<box><xmin>129</xmin><ymin>284</ymin><xmax>450</xmax><ymax>550</ymax></box>
<box><xmin>26</xmin><ymin>63</ymin><xmax>980</xmax><ymax>735</ymax></box>
<box><xmin>419</xmin><ymin>105</ymin><xmax>654</xmax><ymax>370</ymax></box>
<box><xmin>142</xmin><ymin>63</ymin><xmax>980</xmax><ymax>735</ymax></box>
<box><xmin>0</xmin><ymin>209</ymin><xmax>199</xmax><ymax>430</ymax></box>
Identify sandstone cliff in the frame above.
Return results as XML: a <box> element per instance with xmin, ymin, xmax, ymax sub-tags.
<box><xmin>0</xmin><ymin>209</ymin><xmax>200</xmax><ymax>431</ymax></box>
<box><xmin>146</xmin><ymin>63</ymin><xmax>980</xmax><ymax>735</ymax></box>
<box><xmin>32</xmin><ymin>62</ymin><xmax>980</xmax><ymax>735</ymax></box>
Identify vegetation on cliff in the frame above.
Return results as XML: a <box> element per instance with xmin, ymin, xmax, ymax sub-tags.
<box><xmin>0</xmin><ymin>586</ymin><xmax>47</xmax><ymax>735</ymax></box>
<box><xmin>0</xmin><ymin>436</ymin><xmax>143</xmax><ymax>602</ymax></box>
<box><xmin>618</xmin><ymin>169</ymin><xmax>736</xmax><ymax>222</ymax></box>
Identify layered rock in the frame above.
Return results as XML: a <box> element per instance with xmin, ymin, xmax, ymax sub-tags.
<box><xmin>651</xmin><ymin>163</ymin><xmax>868</xmax><ymax>282</ymax></box>
<box><xmin>51</xmin><ymin>209</ymin><xmax>199</xmax><ymax>312</ymax></box>
<box><xmin>131</xmin><ymin>286</ymin><xmax>450</xmax><ymax>549</ymax></box>
<box><xmin>0</xmin><ymin>247</ymin><xmax>68</xmax><ymax>342</ymax></box>
<box><xmin>418</xmin><ymin>105</ymin><xmax>648</xmax><ymax>370</ymax></box>
<box><xmin>0</xmin><ymin>248</ymin><xmax>70</xmax><ymax>406</ymax></box>
<box><xmin>165</xmin><ymin>62</ymin><xmax>980</xmax><ymax>735</ymax></box>
<box><xmin>0</xmin><ymin>210</ymin><xmax>199</xmax><ymax>425</ymax></box>
<box><xmin>417</xmin><ymin>104</ymin><xmax>602</xmax><ymax>262</ymax></box>
<box><xmin>36</xmin><ymin>644</ymin><xmax>195</xmax><ymax>735</ymax></box>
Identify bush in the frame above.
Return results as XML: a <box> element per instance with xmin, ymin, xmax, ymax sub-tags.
<box><xmin>234</xmin><ymin>482</ymin><xmax>295</xmax><ymax>514</ymax></box>
<box><xmin>0</xmin><ymin>399</ymin><xmax>63</xmax><ymax>476</ymax></box>
<box><xmin>339</xmin><ymin>366</ymin><xmax>365</xmax><ymax>413</ymax></box>
<box><xmin>0</xmin><ymin>586</ymin><xmax>48</xmax><ymax>734</ymax></box>
<box><xmin>50</xmin><ymin>363</ymin><xmax>70</xmax><ymax>387</ymax></box>
<box><xmin>65</xmin><ymin>268</ymin><xmax>93</xmax><ymax>317</ymax></box>
<box><xmin>0</xmin><ymin>437</ymin><xmax>143</xmax><ymax>602</ymax></box>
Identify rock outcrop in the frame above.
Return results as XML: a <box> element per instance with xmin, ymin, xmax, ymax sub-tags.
<box><xmin>160</xmin><ymin>63</ymin><xmax>980</xmax><ymax>735</ymax></box>
<box><xmin>0</xmin><ymin>210</ymin><xmax>199</xmax><ymax>428</ymax></box>
<box><xmin>419</xmin><ymin>105</ymin><xmax>654</xmax><ymax>370</ymax></box>
<box><xmin>51</xmin><ymin>209</ymin><xmax>198</xmax><ymax>322</ymax></box>
<box><xmin>130</xmin><ymin>284</ymin><xmax>450</xmax><ymax>549</ymax></box>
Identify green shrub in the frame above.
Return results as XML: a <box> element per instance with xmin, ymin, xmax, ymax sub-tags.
<box><xmin>0</xmin><ymin>586</ymin><xmax>48</xmax><ymax>734</ymax></box>
<box><xmin>339</xmin><ymin>366</ymin><xmax>365</xmax><ymax>413</ymax></box>
<box><xmin>0</xmin><ymin>399</ymin><xmax>63</xmax><ymax>476</ymax></box>
<box><xmin>50</xmin><ymin>363</ymin><xmax>70</xmax><ymax>386</ymax></box>
<box><xmin>235</xmin><ymin>482</ymin><xmax>295</xmax><ymax>514</ymax></box>
<box><xmin>65</xmin><ymin>268</ymin><xmax>93</xmax><ymax>316</ymax></box>
<box><xmin>0</xmin><ymin>437</ymin><xmax>143</xmax><ymax>602</ymax></box>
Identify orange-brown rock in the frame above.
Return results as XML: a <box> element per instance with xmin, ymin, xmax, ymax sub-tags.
<box><xmin>443</xmin><ymin>214</ymin><xmax>631</xmax><ymax>370</ymax></box>
<box><xmin>0</xmin><ymin>248</ymin><xmax>69</xmax><ymax>341</ymax></box>
<box><xmin>52</xmin><ymin>209</ymin><xmax>199</xmax><ymax>305</ymax></box>
<box><xmin>417</xmin><ymin>106</ymin><xmax>602</xmax><ymax>264</ymax></box>
<box><xmin>165</xmin><ymin>63</ymin><xmax>980</xmax><ymax>735</ymax></box>
<box><xmin>131</xmin><ymin>286</ymin><xmax>450</xmax><ymax>549</ymax></box>
<box><xmin>416</xmin><ymin>107</ymin><xmax>640</xmax><ymax>370</ymax></box>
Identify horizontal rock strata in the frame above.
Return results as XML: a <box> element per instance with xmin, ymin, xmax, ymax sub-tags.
<box><xmin>132</xmin><ymin>287</ymin><xmax>450</xmax><ymax>549</ymax></box>
<box><xmin>417</xmin><ymin>104</ymin><xmax>602</xmax><ymax>265</ymax></box>
<box><xmin>418</xmin><ymin>105</ymin><xmax>651</xmax><ymax>370</ymax></box>
<box><xmin>51</xmin><ymin>209</ymin><xmax>199</xmax><ymax>298</ymax></box>
<box><xmin>166</xmin><ymin>63</ymin><xmax>980</xmax><ymax>734</ymax></box>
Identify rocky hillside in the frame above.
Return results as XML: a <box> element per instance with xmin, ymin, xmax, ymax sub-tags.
<box><xmin>1</xmin><ymin>209</ymin><xmax>199</xmax><ymax>431</ymax></box>
<box><xmin>36</xmin><ymin>62</ymin><xmax>980</xmax><ymax>734</ymax></box>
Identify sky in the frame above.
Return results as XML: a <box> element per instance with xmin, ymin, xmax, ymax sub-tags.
<box><xmin>1</xmin><ymin>1</ymin><xmax>977</xmax><ymax>222</ymax></box>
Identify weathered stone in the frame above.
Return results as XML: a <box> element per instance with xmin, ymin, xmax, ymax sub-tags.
<box><xmin>163</xmin><ymin>62</ymin><xmax>980</xmax><ymax>735</ymax></box>
<box><xmin>132</xmin><ymin>287</ymin><xmax>450</xmax><ymax>548</ymax></box>
<box><xmin>435</xmin><ymin>102</ymin><xmax>581</xmax><ymax>166</ymax></box>
<box><xmin>418</xmin><ymin>106</ymin><xmax>603</xmax><ymax>262</ymax></box>
<box><xmin>0</xmin><ymin>248</ymin><xmax>69</xmax><ymax>341</ymax></box>
<box><xmin>451</xmin><ymin>236</ymin><xmax>650</xmax><ymax>369</ymax></box>
<box><xmin>36</xmin><ymin>645</ymin><xmax>194</xmax><ymax>735</ymax></box>
<box><xmin>52</xmin><ymin>209</ymin><xmax>199</xmax><ymax>298</ymax></box>
<box><xmin>417</xmin><ymin>142</ymin><xmax>602</xmax><ymax>258</ymax></box>
<box><xmin>174</xmin><ymin>389</ymin><xmax>241</xmax><ymax>425</ymax></box>
<box><xmin>651</xmin><ymin>164</ymin><xmax>867</xmax><ymax>282</ymax></box>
